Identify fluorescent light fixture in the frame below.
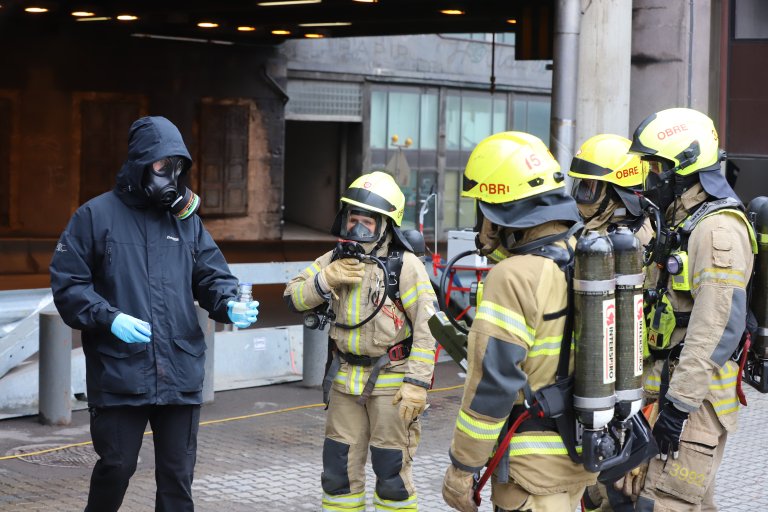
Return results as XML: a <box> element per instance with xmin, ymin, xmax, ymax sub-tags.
<box><xmin>238</xmin><ymin>26</ymin><xmax>256</xmax><ymax>32</ymax></box>
<box><xmin>198</xmin><ymin>22</ymin><xmax>219</xmax><ymax>28</ymax></box>
<box><xmin>271</xmin><ymin>29</ymin><xmax>291</xmax><ymax>35</ymax></box>
<box><xmin>76</xmin><ymin>16</ymin><xmax>112</xmax><ymax>22</ymax></box>
<box><xmin>72</xmin><ymin>11</ymin><xmax>94</xmax><ymax>17</ymax></box>
<box><xmin>24</xmin><ymin>7</ymin><xmax>48</xmax><ymax>13</ymax></box>
<box><xmin>304</xmin><ymin>33</ymin><xmax>324</xmax><ymax>38</ymax></box>
<box><xmin>506</xmin><ymin>18</ymin><xmax>517</xmax><ymax>24</ymax></box>
<box><xmin>258</xmin><ymin>0</ymin><xmax>321</xmax><ymax>6</ymax></box>
<box><xmin>132</xmin><ymin>33</ymin><xmax>234</xmax><ymax>45</ymax></box>
<box><xmin>440</xmin><ymin>10</ymin><xmax>465</xmax><ymax>15</ymax></box>
<box><xmin>117</xmin><ymin>14</ymin><xmax>138</xmax><ymax>21</ymax></box>
<box><xmin>298</xmin><ymin>21</ymin><xmax>351</xmax><ymax>27</ymax></box>
<box><xmin>353</xmin><ymin>0</ymin><xmax>378</xmax><ymax>3</ymax></box>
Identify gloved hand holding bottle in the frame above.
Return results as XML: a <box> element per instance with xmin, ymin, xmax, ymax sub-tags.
<box><xmin>392</xmin><ymin>382</ymin><xmax>428</xmax><ymax>422</ymax></box>
<box><xmin>227</xmin><ymin>300</ymin><xmax>259</xmax><ymax>328</ymax></box>
<box><xmin>111</xmin><ymin>313</ymin><xmax>152</xmax><ymax>344</ymax></box>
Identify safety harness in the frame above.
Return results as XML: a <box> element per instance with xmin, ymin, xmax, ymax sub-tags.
<box><xmin>648</xmin><ymin>198</ymin><xmax>758</xmax><ymax>407</ymax></box>
<box><xmin>321</xmin><ymin>243</ymin><xmax>418</xmax><ymax>407</ymax></box>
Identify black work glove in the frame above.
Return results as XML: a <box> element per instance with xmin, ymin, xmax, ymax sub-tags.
<box><xmin>652</xmin><ymin>401</ymin><xmax>689</xmax><ymax>461</ymax></box>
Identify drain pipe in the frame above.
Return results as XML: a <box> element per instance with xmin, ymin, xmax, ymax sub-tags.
<box><xmin>39</xmin><ymin>312</ymin><xmax>72</xmax><ymax>426</ymax></box>
<box><xmin>550</xmin><ymin>0</ymin><xmax>582</xmax><ymax>175</ymax></box>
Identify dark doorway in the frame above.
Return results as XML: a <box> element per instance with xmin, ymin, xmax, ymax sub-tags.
<box><xmin>283</xmin><ymin>121</ymin><xmax>362</xmax><ymax>237</ymax></box>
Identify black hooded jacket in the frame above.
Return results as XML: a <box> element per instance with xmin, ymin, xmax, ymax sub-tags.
<box><xmin>50</xmin><ymin>116</ymin><xmax>238</xmax><ymax>407</ymax></box>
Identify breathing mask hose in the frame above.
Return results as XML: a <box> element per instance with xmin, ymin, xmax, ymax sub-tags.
<box><xmin>332</xmin><ymin>254</ymin><xmax>390</xmax><ymax>330</ymax></box>
<box><xmin>438</xmin><ymin>249</ymin><xmax>479</xmax><ymax>335</ymax></box>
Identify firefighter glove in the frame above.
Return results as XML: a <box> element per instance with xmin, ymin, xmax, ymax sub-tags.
<box><xmin>653</xmin><ymin>401</ymin><xmax>689</xmax><ymax>461</ymax></box>
<box><xmin>442</xmin><ymin>464</ymin><xmax>478</xmax><ymax>512</ymax></box>
<box><xmin>392</xmin><ymin>382</ymin><xmax>427</xmax><ymax>422</ymax></box>
<box><xmin>318</xmin><ymin>258</ymin><xmax>365</xmax><ymax>295</ymax></box>
<box><xmin>615</xmin><ymin>462</ymin><xmax>649</xmax><ymax>499</ymax></box>
<box><xmin>111</xmin><ymin>313</ymin><xmax>152</xmax><ymax>344</ymax></box>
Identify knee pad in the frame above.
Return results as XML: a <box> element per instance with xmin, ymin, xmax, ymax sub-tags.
<box><xmin>370</xmin><ymin>446</ymin><xmax>408</xmax><ymax>502</ymax></box>
<box><xmin>321</xmin><ymin>438</ymin><xmax>351</xmax><ymax>495</ymax></box>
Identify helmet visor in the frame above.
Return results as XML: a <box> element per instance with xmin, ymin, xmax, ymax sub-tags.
<box><xmin>571</xmin><ymin>178</ymin><xmax>604</xmax><ymax>205</ymax></box>
<box><xmin>339</xmin><ymin>208</ymin><xmax>383</xmax><ymax>243</ymax></box>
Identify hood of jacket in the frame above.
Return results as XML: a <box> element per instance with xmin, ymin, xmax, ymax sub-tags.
<box><xmin>114</xmin><ymin>116</ymin><xmax>192</xmax><ymax>208</ymax></box>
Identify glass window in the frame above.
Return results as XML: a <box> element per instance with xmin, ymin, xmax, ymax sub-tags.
<box><xmin>370</xmin><ymin>90</ymin><xmax>388</xmax><ymax>149</ymax></box>
<box><xmin>513</xmin><ymin>97</ymin><xmax>551</xmax><ymax>143</ymax></box>
<box><xmin>420</xmin><ymin>93</ymin><xmax>438</xmax><ymax>150</ymax></box>
<box><xmin>388</xmin><ymin>91</ymin><xmax>420</xmax><ymax>147</ymax></box>
<box><xmin>446</xmin><ymin>95</ymin><xmax>461</xmax><ymax>151</ymax></box>
<box><xmin>493</xmin><ymin>97</ymin><xmax>508</xmax><ymax>133</ymax></box>
<box><xmin>443</xmin><ymin>171</ymin><xmax>460</xmax><ymax>228</ymax></box>
<box><xmin>461</xmin><ymin>95</ymin><xmax>493</xmax><ymax>151</ymax></box>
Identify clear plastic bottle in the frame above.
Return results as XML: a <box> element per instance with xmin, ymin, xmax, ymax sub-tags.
<box><xmin>232</xmin><ymin>282</ymin><xmax>253</xmax><ymax>316</ymax></box>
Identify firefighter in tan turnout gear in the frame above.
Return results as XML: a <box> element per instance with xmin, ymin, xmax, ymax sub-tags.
<box><xmin>627</xmin><ymin>108</ymin><xmax>756</xmax><ymax>511</ymax></box>
<box><xmin>284</xmin><ymin>171</ymin><xmax>437</xmax><ymax>512</ymax></box>
<box><xmin>441</xmin><ymin>132</ymin><xmax>596</xmax><ymax>512</ymax></box>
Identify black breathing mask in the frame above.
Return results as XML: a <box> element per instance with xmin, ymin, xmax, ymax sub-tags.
<box><xmin>142</xmin><ymin>156</ymin><xmax>201</xmax><ymax>220</ymax></box>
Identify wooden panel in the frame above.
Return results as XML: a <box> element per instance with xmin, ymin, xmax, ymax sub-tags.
<box><xmin>0</xmin><ymin>98</ymin><xmax>10</xmax><ymax>227</ymax></box>
<box><xmin>199</xmin><ymin>101</ymin><xmax>250</xmax><ymax>216</ymax></box>
<box><xmin>78</xmin><ymin>99</ymin><xmax>142</xmax><ymax>204</ymax></box>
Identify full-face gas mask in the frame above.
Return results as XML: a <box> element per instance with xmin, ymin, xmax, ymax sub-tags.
<box><xmin>338</xmin><ymin>207</ymin><xmax>384</xmax><ymax>244</ymax></box>
<box><xmin>142</xmin><ymin>156</ymin><xmax>200</xmax><ymax>220</ymax></box>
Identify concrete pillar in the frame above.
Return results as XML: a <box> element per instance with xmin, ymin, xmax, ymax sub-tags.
<box><xmin>576</xmin><ymin>0</ymin><xmax>633</xmax><ymax>145</ymax></box>
<box><xmin>302</xmin><ymin>324</ymin><xmax>329</xmax><ymax>388</ymax></box>
<box><xmin>197</xmin><ymin>307</ymin><xmax>216</xmax><ymax>404</ymax></box>
<box><xmin>38</xmin><ymin>312</ymin><xmax>72</xmax><ymax>426</ymax></box>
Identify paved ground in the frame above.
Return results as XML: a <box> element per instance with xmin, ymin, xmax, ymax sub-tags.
<box><xmin>0</xmin><ymin>362</ymin><xmax>767</xmax><ymax>511</ymax></box>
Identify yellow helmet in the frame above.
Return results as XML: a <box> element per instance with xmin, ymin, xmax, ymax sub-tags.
<box><xmin>462</xmin><ymin>131</ymin><xmax>564</xmax><ymax>203</ymax></box>
<box><xmin>330</xmin><ymin>171</ymin><xmax>405</xmax><ymax>242</ymax></box>
<box><xmin>569</xmin><ymin>134</ymin><xmax>644</xmax><ymax>187</ymax></box>
<box><xmin>629</xmin><ymin>107</ymin><xmax>720</xmax><ymax>176</ymax></box>
<box><xmin>462</xmin><ymin>131</ymin><xmax>580</xmax><ymax>229</ymax></box>
<box><xmin>569</xmin><ymin>134</ymin><xmax>645</xmax><ymax>216</ymax></box>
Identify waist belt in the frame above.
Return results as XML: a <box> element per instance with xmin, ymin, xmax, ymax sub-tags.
<box><xmin>322</xmin><ymin>339</ymin><xmax>412</xmax><ymax>406</ymax></box>
<box><xmin>649</xmin><ymin>346</ymin><xmax>673</xmax><ymax>362</ymax></box>
<box><xmin>511</xmin><ymin>404</ymin><xmax>557</xmax><ymax>432</ymax></box>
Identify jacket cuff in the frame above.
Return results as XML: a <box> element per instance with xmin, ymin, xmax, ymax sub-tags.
<box><xmin>403</xmin><ymin>377</ymin><xmax>430</xmax><ymax>389</ymax></box>
<box><xmin>314</xmin><ymin>273</ymin><xmax>332</xmax><ymax>300</ymax></box>
<box><xmin>449</xmin><ymin>450</ymin><xmax>484</xmax><ymax>473</ymax></box>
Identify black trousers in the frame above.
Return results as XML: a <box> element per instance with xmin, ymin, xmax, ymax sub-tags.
<box><xmin>84</xmin><ymin>404</ymin><xmax>201</xmax><ymax>512</ymax></box>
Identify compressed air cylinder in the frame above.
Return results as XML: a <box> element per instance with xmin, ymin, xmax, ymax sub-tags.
<box><xmin>609</xmin><ymin>227</ymin><xmax>645</xmax><ymax>421</ymax></box>
<box><xmin>748</xmin><ymin>197</ymin><xmax>768</xmax><ymax>359</ymax></box>
<box><xmin>574</xmin><ymin>230</ymin><xmax>616</xmax><ymax>430</ymax></box>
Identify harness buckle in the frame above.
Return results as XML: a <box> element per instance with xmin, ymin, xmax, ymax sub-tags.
<box><xmin>388</xmin><ymin>343</ymin><xmax>409</xmax><ymax>361</ymax></box>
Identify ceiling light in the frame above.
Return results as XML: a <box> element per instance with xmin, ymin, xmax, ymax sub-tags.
<box><xmin>237</xmin><ymin>26</ymin><xmax>256</xmax><ymax>32</ymax></box>
<box><xmin>198</xmin><ymin>22</ymin><xmax>219</xmax><ymax>28</ymax></box>
<box><xmin>76</xmin><ymin>17</ymin><xmax>112</xmax><ymax>22</ymax></box>
<box><xmin>353</xmin><ymin>0</ymin><xmax>378</xmax><ymax>3</ymax></box>
<box><xmin>506</xmin><ymin>19</ymin><xmax>517</xmax><ymax>24</ymax></box>
<box><xmin>304</xmin><ymin>33</ymin><xmax>324</xmax><ymax>38</ymax></box>
<box><xmin>440</xmin><ymin>9</ymin><xmax>465</xmax><ymax>15</ymax></box>
<box><xmin>72</xmin><ymin>11</ymin><xmax>94</xmax><ymax>17</ymax></box>
<box><xmin>258</xmin><ymin>0</ymin><xmax>321</xmax><ymax>6</ymax></box>
<box><xmin>299</xmin><ymin>22</ymin><xmax>351</xmax><ymax>27</ymax></box>
<box><xmin>117</xmin><ymin>14</ymin><xmax>138</xmax><ymax>21</ymax></box>
<box><xmin>24</xmin><ymin>7</ymin><xmax>48</xmax><ymax>13</ymax></box>
<box><xmin>271</xmin><ymin>29</ymin><xmax>291</xmax><ymax>35</ymax></box>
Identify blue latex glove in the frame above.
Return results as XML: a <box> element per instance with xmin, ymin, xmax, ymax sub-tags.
<box><xmin>110</xmin><ymin>313</ymin><xmax>152</xmax><ymax>344</ymax></box>
<box><xmin>227</xmin><ymin>300</ymin><xmax>259</xmax><ymax>328</ymax></box>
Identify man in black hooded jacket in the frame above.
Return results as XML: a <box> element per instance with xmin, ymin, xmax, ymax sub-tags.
<box><xmin>50</xmin><ymin>116</ymin><xmax>258</xmax><ymax>511</ymax></box>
